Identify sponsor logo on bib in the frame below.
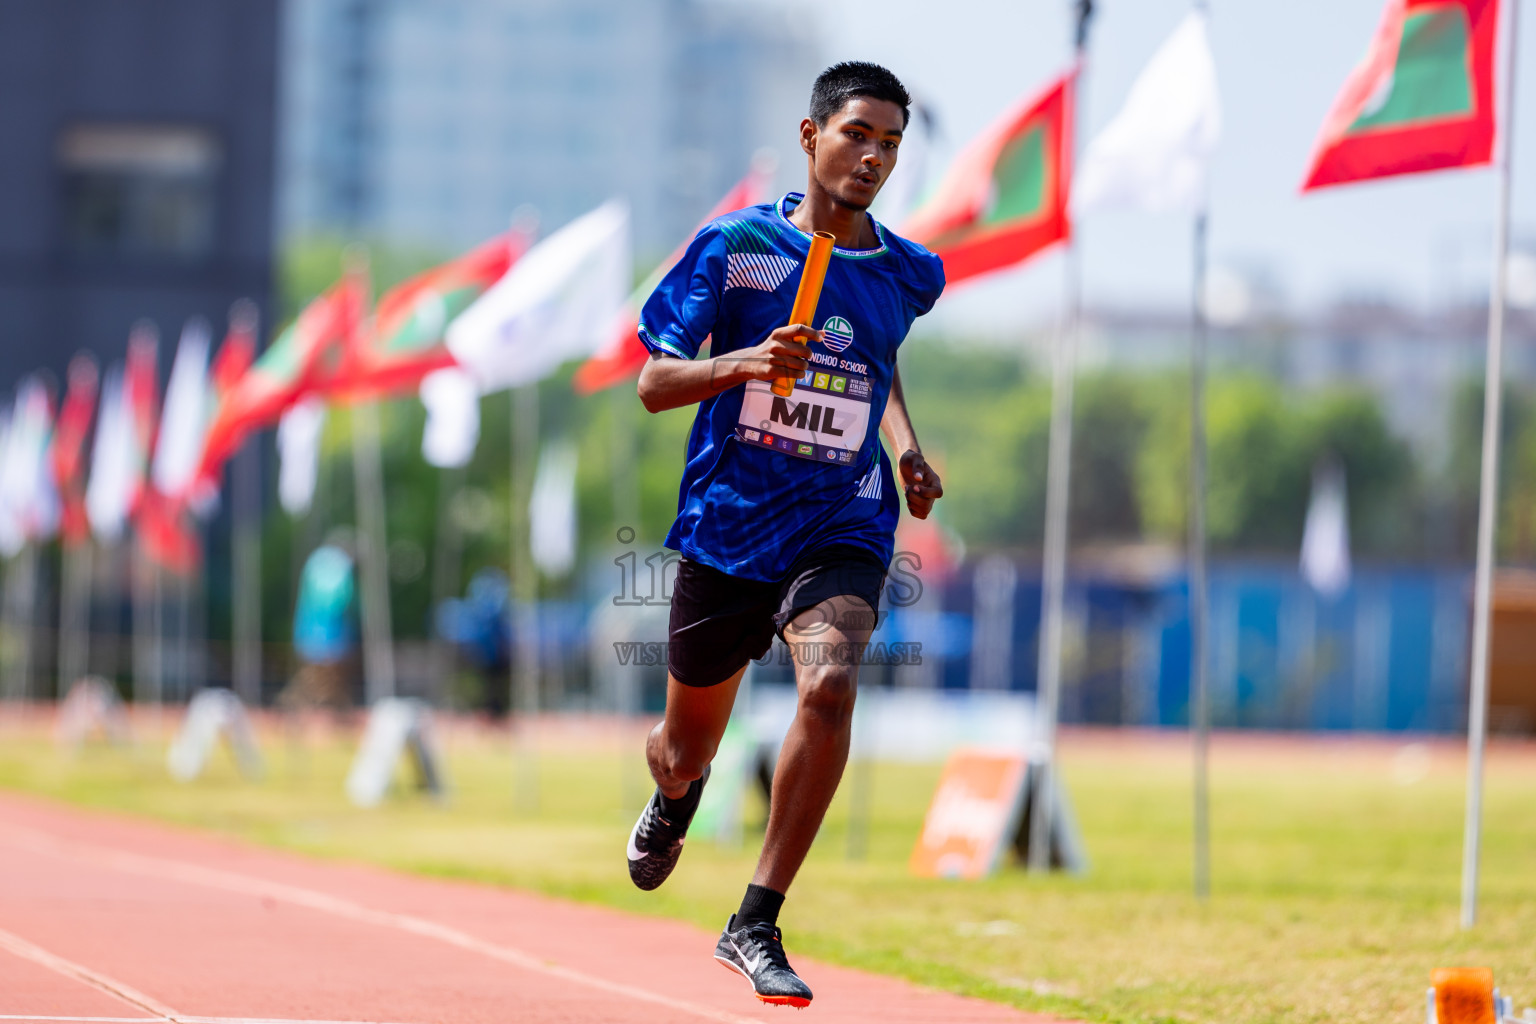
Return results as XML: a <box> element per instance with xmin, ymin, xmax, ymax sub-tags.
<box><xmin>822</xmin><ymin>315</ymin><xmax>854</xmax><ymax>353</ymax></box>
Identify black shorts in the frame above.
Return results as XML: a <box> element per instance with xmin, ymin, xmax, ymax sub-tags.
<box><xmin>667</xmin><ymin>544</ymin><xmax>888</xmax><ymax>687</ymax></box>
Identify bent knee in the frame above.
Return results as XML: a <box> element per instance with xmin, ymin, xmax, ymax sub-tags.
<box><xmin>796</xmin><ymin>666</ymin><xmax>857</xmax><ymax>726</ymax></box>
<box><xmin>656</xmin><ymin>735</ymin><xmax>716</xmax><ymax>783</ymax></box>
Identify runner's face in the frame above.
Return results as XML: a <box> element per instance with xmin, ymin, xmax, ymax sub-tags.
<box><xmin>806</xmin><ymin>97</ymin><xmax>904</xmax><ymax>212</ymax></box>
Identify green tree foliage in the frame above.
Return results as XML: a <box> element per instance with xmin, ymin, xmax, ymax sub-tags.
<box><xmin>278</xmin><ymin>235</ymin><xmax>449</xmax><ymax>324</ymax></box>
<box><xmin>899</xmin><ymin>340</ymin><xmax>1413</xmax><ymax>555</ymax></box>
<box><xmin>1139</xmin><ymin>376</ymin><xmax>1413</xmax><ymax>554</ymax></box>
<box><xmin>1449</xmin><ymin>379</ymin><xmax>1536</xmax><ymax>561</ymax></box>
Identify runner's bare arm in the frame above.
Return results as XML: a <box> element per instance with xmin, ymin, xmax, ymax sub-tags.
<box><xmin>880</xmin><ymin>367</ymin><xmax>943</xmax><ymax>519</ymax></box>
<box><xmin>636</xmin><ymin>326</ymin><xmax>823</xmax><ymax>413</ymax></box>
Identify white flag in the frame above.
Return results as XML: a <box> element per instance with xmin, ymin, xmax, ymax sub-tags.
<box><xmin>0</xmin><ymin>407</ymin><xmax>15</xmax><ymax>556</ymax></box>
<box><xmin>1300</xmin><ymin>458</ymin><xmax>1351</xmax><ymax>597</ymax></box>
<box><xmin>87</xmin><ymin>366</ymin><xmax>134</xmax><ymax>542</ymax></box>
<box><xmin>529</xmin><ymin>439</ymin><xmax>578</xmax><ymax>578</ymax></box>
<box><xmin>1073</xmin><ymin>11</ymin><xmax>1221</xmax><ymax>215</ymax></box>
<box><xmin>420</xmin><ymin>367</ymin><xmax>481</xmax><ymax>469</ymax></box>
<box><xmin>446</xmin><ymin>200</ymin><xmax>630</xmax><ymax>394</ymax></box>
<box><xmin>0</xmin><ymin>378</ymin><xmax>59</xmax><ymax>554</ymax></box>
<box><xmin>277</xmin><ymin>397</ymin><xmax>326</xmax><ymax>516</ymax></box>
<box><xmin>151</xmin><ymin>319</ymin><xmax>213</xmax><ymax>501</ymax></box>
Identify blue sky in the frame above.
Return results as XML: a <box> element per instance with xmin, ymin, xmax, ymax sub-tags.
<box><xmin>758</xmin><ymin>0</ymin><xmax>1536</xmax><ymax>333</ymax></box>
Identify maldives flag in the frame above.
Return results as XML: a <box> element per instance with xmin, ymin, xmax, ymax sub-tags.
<box><xmin>141</xmin><ymin>310</ymin><xmax>259</xmax><ymax>570</ymax></box>
<box><xmin>123</xmin><ymin>328</ymin><xmax>160</xmax><ymax>521</ymax></box>
<box><xmin>195</xmin><ymin>273</ymin><xmax>364</xmax><ymax>488</ymax></box>
<box><xmin>325</xmin><ymin>229</ymin><xmax>533</xmax><ymax>401</ymax></box>
<box><xmin>1302</xmin><ymin>0</ymin><xmax>1499</xmax><ymax>190</ymax></box>
<box><xmin>209</xmin><ymin>305</ymin><xmax>258</xmax><ymax>406</ymax></box>
<box><xmin>903</xmin><ymin>70</ymin><xmax>1075</xmax><ymax>285</ymax></box>
<box><xmin>49</xmin><ymin>353</ymin><xmax>99</xmax><ymax>545</ymax></box>
<box><xmin>137</xmin><ymin>484</ymin><xmax>200</xmax><ymax>574</ymax></box>
<box><xmin>573</xmin><ymin>166</ymin><xmax>773</xmax><ymax>394</ymax></box>
<box><xmin>181</xmin><ymin>306</ymin><xmax>257</xmax><ymax>514</ymax></box>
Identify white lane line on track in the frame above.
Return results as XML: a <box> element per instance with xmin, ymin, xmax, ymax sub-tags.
<box><xmin>179</xmin><ymin>1018</ymin><xmax>424</xmax><ymax>1024</ymax></box>
<box><xmin>0</xmin><ymin>826</ymin><xmax>764</xmax><ymax>1024</ymax></box>
<box><xmin>0</xmin><ymin>1016</ymin><xmax>160</xmax><ymax>1021</ymax></box>
<box><xmin>0</xmin><ymin>926</ymin><xmax>180</xmax><ymax>1021</ymax></box>
<box><xmin>0</xmin><ymin>1017</ymin><xmax>423</xmax><ymax>1024</ymax></box>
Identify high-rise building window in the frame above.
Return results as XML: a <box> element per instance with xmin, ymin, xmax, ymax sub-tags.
<box><xmin>58</xmin><ymin>124</ymin><xmax>222</xmax><ymax>259</ymax></box>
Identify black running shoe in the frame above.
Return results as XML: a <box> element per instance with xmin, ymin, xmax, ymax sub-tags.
<box><xmin>626</xmin><ymin>765</ymin><xmax>709</xmax><ymax>891</ymax></box>
<box><xmin>714</xmin><ymin>914</ymin><xmax>813</xmax><ymax>1009</ymax></box>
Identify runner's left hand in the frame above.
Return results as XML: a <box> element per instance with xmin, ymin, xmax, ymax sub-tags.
<box><xmin>899</xmin><ymin>449</ymin><xmax>942</xmax><ymax>519</ymax></box>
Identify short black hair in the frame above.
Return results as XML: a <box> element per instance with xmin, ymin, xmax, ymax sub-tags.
<box><xmin>809</xmin><ymin>61</ymin><xmax>911</xmax><ymax>129</ymax></box>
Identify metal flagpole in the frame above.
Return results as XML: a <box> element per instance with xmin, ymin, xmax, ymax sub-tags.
<box><xmin>176</xmin><ymin>569</ymin><xmax>192</xmax><ymax>701</ymax></box>
<box><xmin>149</xmin><ymin>559</ymin><xmax>164</xmax><ymax>739</ymax></box>
<box><xmin>233</xmin><ymin>435</ymin><xmax>263</xmax><ymax>706</ymax></box>
<box><xmin>17</xmin><ymin>545</ymin><xmax>37</xmax><ymax>705</ymax></box>
<box><xmin>1461</xmin><ymin>0</ymin><xmax>1520</xmax><ymax>931</ymax></box>
<box><xmin>351</xmin><ymin>398</ymin><xmax>397</xmax><ymax>705</ymax></box>
<box><xmin>1190</xmin><ymin>210</ymin><xmax>1212</xmax><ymax>901</ymax></box>
<box><xmin>1028</xmin><ymin>0</ymin><xmax>1094</xmax><ymax>873</ymax></box>
<box><xmin>229</xmin><ymin>300</ymin><xmax>262</xmax><ymax>707</ymax></box>
<box><xmin>130</xmin><ymin>547</ymin><xmax>150</xmax><ymax>721</ymax></box>
<box><xmin>428</xmin><ymin>462</ymin><xmax>466</xmax><ymax>705</ymax></box>
<box><xmin>346</xmin><ymin>253</ymin><xmax>397</xmax><ymax>707</ymax></box>
<box><xmin>512</xmin><ymin>382</ymin><xmax>540</xmax><ymax>811</ymax></box>
<box><xmin>56</xmin><ymin>540</ymin><xmax>92</xmax><ymax>697</ymax></box>
<box><xmin>1</xmin><ymin>547</ymin><xmax>34</xmax><ymax>705</ymax></box>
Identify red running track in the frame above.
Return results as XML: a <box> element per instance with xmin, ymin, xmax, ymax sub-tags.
<box><xmin>0</xmin><ymin>792</ymin><xmax>1072</xmax><ymax>1024</ymax></box>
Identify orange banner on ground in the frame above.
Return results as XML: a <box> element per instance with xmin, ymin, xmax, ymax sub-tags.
<box><xmin>909</xmin><ymin>748</ymin><xmax>1029</xmax><ymax>880</ymax></box>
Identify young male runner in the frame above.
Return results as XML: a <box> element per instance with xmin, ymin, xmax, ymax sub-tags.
<box><xmin>626</xmin><ymin>61</ymin><xmax>944</xmax><ymax>1009</ymax></box>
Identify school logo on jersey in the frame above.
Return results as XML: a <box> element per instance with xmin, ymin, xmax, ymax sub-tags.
<box><xmin>821</xmin><ymin>316</ymin><xmax>854</xmax><ymax>353</ymax></box>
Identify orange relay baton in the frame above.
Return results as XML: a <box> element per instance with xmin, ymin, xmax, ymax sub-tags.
<box><xmin>772</xmin><ymin>230</ymin><xmax>836</xmax><ymax>398</ymax></box>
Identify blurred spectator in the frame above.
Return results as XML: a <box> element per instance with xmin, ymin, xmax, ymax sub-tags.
<box><xmin>279</xmin><ymin>542</ymin><xmax>358</xmax><ymax>713</ymax></box>
<box><xmin>436</xmin><ymin>568</ymin><xmax>512</xmax><ymax>715</ymax></box>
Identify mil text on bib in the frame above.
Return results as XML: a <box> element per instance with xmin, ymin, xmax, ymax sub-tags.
<box><xmin>735</xmin><ymin>347</ymin><xmax>872</xmax><ymax>464</ymax></box>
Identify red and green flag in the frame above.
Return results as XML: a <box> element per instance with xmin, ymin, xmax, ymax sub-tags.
<box><xmin>1302</xmin><ymin>0</ymin><xmax>1499</xmax><ymax>190</ymax></box>
<box><xmin>903</xmin><ymin>70</ymin><xmax>1075</xmax><ymax>285</ymax></box>
<box><xmin>139</xmin><ymin>311</ymin><xmax>260</xmax><ymax>572</ymax></box>
<box><xmin>208</xmin><ymin>309</ymin><xmax>258</xmax><ymax>411</ymax></box>
<box><xmin>123</xmin><ymin>328</ymin><xmax>160</xmax><ymax>523</ymax></box>
<box><xmin>325</xmin><ymin>229</ymin><xmax>532</xmax><ymax>401</ymax></box>
<box><xmin>195</xmin><ymin>272</ymin><xmax>365</xmax><ymax>489</ymax></box>
<box><xmin>49</xmin><ymin>354</ymin><xmax>99</xmax><ymax>546</ymax></box>
<box><xmin>573</xmin><ymin>167</ymin><xmax>773</xmax><ymax>394</ymax></box>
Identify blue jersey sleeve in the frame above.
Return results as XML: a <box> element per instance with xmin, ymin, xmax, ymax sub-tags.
<box><xmin>638</xmin><ymin>225</ymin><xmax>727</xmax><ymax>360</ymax></box>
<box><xmin>903</xmin><ymin>243</ymin><xmax>946</xmax><ymax>317</ymax></box>
<box><xmin>915</xmin><ymin>250</ymin><xmax>946</xmax><ymax>315</ymax></box>
<box><xmin>877</xmin><ymin>230</ymin><xmax>947</xmax><ymax>319</ymax></box>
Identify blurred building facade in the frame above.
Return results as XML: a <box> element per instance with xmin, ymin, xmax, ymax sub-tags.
<box><xmin>278</xmin><ymin>0</ymin><xmax>820</xmax><ymax>260</ymax></box>
<box><xmin>0</xmin><ymin>0</ymin><xmax>280</xmax><ymax>388</ymax></box>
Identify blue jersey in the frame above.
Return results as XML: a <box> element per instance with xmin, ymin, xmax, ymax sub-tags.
<box><xmin>639</xmin><ymin>192</ymin><xmax>945</xmax><ymax>581</ymax></box>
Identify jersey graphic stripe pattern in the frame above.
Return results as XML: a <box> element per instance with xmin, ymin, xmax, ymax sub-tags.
<box><xmin>856</xmin><ymin>465</ymin><xmax>882</xmax><ymax>500</ymax></box>
<box><xmin>718</xmin><ymin>217</ymin><xmax>780</xmax><ymax>255</ymax></box>
<box><xmin>725</xmin><ymin>253</ymin><xmax>800</xmax><ymax>294</ymax></box>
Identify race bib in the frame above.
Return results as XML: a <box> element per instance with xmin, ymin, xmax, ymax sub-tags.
<box><xmin>735</xmin><ymin>364</ymin><xmax>872</xmax><ymax>464</ymax></box>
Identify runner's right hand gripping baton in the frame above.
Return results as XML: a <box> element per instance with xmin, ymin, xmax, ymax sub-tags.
<box><xmin>773</xmin><ymin>230</ymin><xmax>836</xmax><ymax>398</ymax></box>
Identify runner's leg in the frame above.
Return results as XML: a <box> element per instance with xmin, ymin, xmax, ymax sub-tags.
<box><xmin>647</xmin><ymin>666</ymin><xmax>747</xmax><ymax>798</ymax></box>
<box><xmin>752</xmin><ymin>593</ymin><xmax>874</xmax><ymax>891</ymax></box>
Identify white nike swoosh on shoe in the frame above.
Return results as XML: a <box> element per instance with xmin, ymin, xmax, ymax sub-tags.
<box><xmin>729</xmin><ymin>936</ymin><xmax>762</xmax><ymax>975</ymax></box>
<box><xmin>626</xmin><ymin>815</ymin><xmax>650</xmax><ymax>862</ymax></box>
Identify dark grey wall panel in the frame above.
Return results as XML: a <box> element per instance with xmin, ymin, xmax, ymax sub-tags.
<box><xmin>0</xmin><ymin>0</ymin><xmax>278</xmax><ymax>391</ymax></box>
